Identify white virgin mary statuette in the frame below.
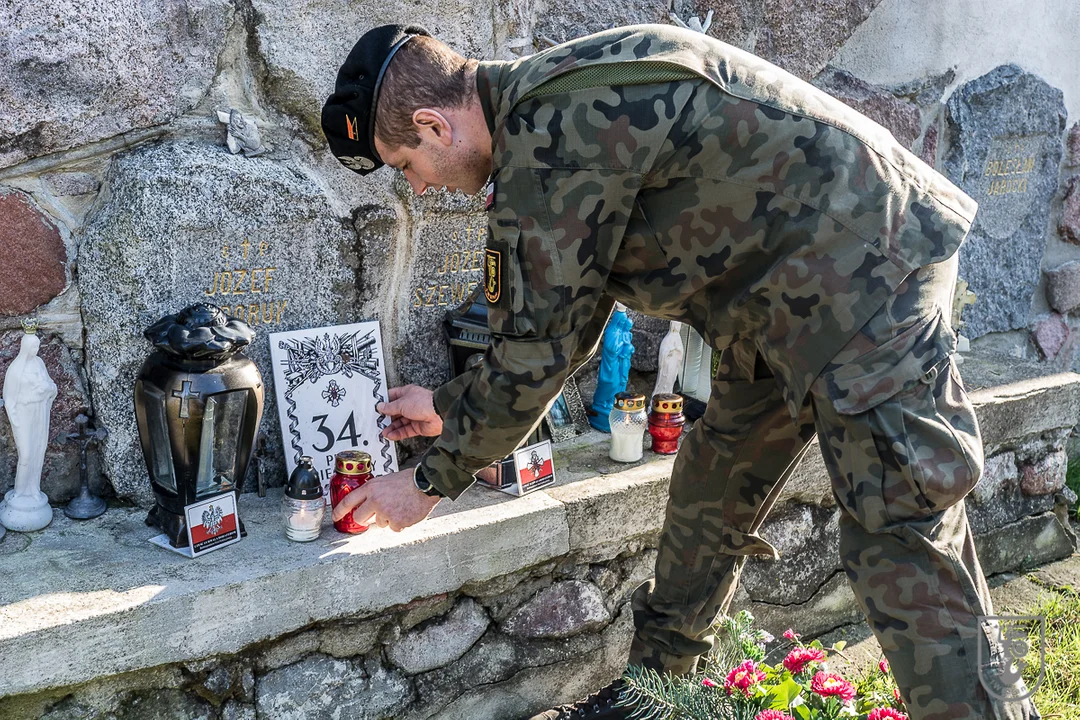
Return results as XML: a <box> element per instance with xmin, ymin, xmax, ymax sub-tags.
<box><xmin>652</xmin><ymin>321</ymin><xmax>685</xmax><ymax>400</ymax></box>
<box><xmin>0</xmin><ymin>320</ymin><xmax>58</xmax><ymax>532</ymax></box>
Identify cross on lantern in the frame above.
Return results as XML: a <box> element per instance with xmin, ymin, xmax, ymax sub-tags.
<box><xmin>172</xmin><ymin>381</ymin><xmax>201</xmax><ymax>419</ymax></box>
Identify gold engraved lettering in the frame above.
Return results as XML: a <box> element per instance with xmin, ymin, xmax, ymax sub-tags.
<box><xmin>241</xmin><ymin>238</ymin><xmax>251</xmax><ymax>260</ymax></box>
<box><xmin>231</xmin><ymin>269</ymin><xmax>249</xmax><ymax>295</ymax></box>
<box><xmin>248</xmin><ymin>304</ymin><xmax>260</xmax><ymax>325</ymax></box>
<box><xmin>204</xmin><ymin>271</ymin><xmax>220</xmax><ymax>297</ymax></box>
<box><xmin>437</xmin><ymin>285</ymin><xmax>450</xmax><ymax>306</ymax></box>
<box><xmin>984</xmin><ymin>156</ymin><xmax>1037</xmax><ymax>178</ymax></box>
<box><xmin>275</xmin><ymin>300</ymin><xmax>287</xmax><ymax>323</ymax></box>
<box><xmin>451</xmin><ymin>281</ymin><xmax>468</xmax><ymax>304</ymax></box>
<box><xmin>259</xmin><ymin>241</ymin><xmax>269</xmax><ymax>257</ymax></box>
<box><xmin>423</xmin><ymin>287</ymin><xmax>437</xmax><ymax>307</ymax></box>
<box><xmin>982</xmin><ymin>135</ymin><xmax>1040</xmax><ymax>199</ymax></box>
<box><xmin>219</xmin><ymin>271</ymin><xmax>233</xmax><ymax>295</ymax></box>
<box><xmin>263</xmin><ymin>268</ymin><xmax>276</xmax><ymax>293</ymax></box>
<box><xmin>251</xmin><ymin>268</ymin><xmax>263</xmax><ymax>293</ymax></box>
<box><xmin>987</xmin><ymin>177</ymin><xmax>1030</xmax><ymax>196</ymax></box>
<box><xmin>221</xmin><ymin>245</ymin><xmax>229</xmax><ymax>260</ymax></box>
<box><xmin>413</xmin><ymin>288</ymin><xmax>424</xmax><ymax>308</ymax></box>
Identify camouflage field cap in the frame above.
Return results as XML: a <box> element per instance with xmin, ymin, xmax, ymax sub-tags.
<box><xmin>321</xmin><ymin>24</ymin><xmax>430</xmax><ymax>175</ymax></box>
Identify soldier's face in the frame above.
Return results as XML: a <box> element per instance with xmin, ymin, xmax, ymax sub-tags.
<box><xmin>375</xmin><ymin>110</ymin><xmax>490</xmax><ymax>197</ymax></box>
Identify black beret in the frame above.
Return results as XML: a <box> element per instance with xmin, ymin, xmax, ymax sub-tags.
<box><xmin>321</xmin><ymin>24</ymin><xmax>431</xmax><ymax>176</ymax></box>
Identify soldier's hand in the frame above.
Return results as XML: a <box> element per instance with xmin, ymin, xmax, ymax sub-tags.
<box><xmin>378</xmin><ymin>385</ymin><xmax>443</xmax><ymax>440</ymax></box>
<box><xmin>331</xmin><ymin>469</ymin><xmax>440</xmax><ymax>532</ymax></box>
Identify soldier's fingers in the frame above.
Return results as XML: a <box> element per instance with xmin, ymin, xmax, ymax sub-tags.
<box><xmin>387</xmin><ymin>386</ymin><xmax>408</xmax><ymax>401</ymax></box>
<box><xmin>376</xmin><ymin>398</ymin><xmax>402</xmax><ymax>417</ymax></box>
<box><xmin>350</xmin><ymin>500</ymin><xmax>377</xmax><ymax>528</ymax></box>
<box><xmin>375</xmin><ymin>514</ymin><xmax>389</xmax><ymax>528</ymax></box>
<box><xmin>383</xmin><ymin>419</ymin><xmax>421</xmax><ymax>440</ymax></box>
<box><xmin>331</xmin><ymin>484</ymin><xmax>369</xmax><ymax>522</ymax></box>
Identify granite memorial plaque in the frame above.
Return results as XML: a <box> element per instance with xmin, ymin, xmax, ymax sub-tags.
<box><xmin>78</xmin><ymin>142</ymin><xmax>357</xmax><ymax>504</ymax></box>
<box><xmin>944</xmin><ymin>64</ymin><xmax>1067</xmax><ymax>337</ymax></box>
<box><xmin>394</xmin><ymin>210</ymin><xmax>488</xmax><ymax>390</ymax></box>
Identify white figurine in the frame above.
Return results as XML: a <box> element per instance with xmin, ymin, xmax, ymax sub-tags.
<box><xmin>216</xmin><ymin>109</ymin><xmax>268</xmax><ymax>158</ymax></box>
<box><xmin>652</xmin><ymin>321</ymin><xmax>685</xmax><ymax>399</ymax></box>
<box><xmin>0</xmin><ymin>320</ymin><xmax>57</xmax><ymax>532</ymax></box>
<box><xmin>669</xmin><ymin>0</ymin><xmax>713</xmax><ymax>35</ymax></box>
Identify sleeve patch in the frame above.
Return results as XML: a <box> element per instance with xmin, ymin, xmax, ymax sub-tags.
<box><xmin>484</xmin><ymin>246</ymin><xmax>503</xmax><ymax>304</ymax></box>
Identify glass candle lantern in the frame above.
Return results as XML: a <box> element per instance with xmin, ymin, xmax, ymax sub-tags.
<box><xmin>609</xmin><ymin>391</ymin><xmax>648</xmax><ymax>463</ymax></box>
<box><xmin>135</xmin><ymin>304</ymin><xmax>263</xmax><ymax>548</ymax></box>
<box><xmin>283</xmin><ymin>456</ymin><xmax>325</xmax><ymax>542</ymax></box>
<box><xmin>330</xmin><ymin>450</ymin><xmax>373</xmax><ymax>534</ymax></box>
<box><xmin>649</xmin><ymin>393</ymin><xmax>685</xmax><ymax>455</ymax></box>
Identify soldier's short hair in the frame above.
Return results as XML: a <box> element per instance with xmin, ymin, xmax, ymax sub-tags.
<box><xmin>373</xmin><ymin>36</ymin><xmax>478</xmax><ymax>150</ymax></box>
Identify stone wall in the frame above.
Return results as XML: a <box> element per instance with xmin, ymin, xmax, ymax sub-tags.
<box><xmin>0</xmin><ymin>356</ymin><xmax>1075</xmax><ymax>720</ymax></box>
<box><xmin>2</xmin><ymin>0</ymin><xmax>1079</xmax><ymax>502</ymax></box>
<box><xmin>2</xmin><ymin>2</ymin><xmax>1079</xmax><ymax>718</ymax></box>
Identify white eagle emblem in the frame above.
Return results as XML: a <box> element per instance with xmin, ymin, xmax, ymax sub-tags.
<box><xmin>338</xmin><ymin>155</ymin><xmax>375</xmax><ymax>171</ymax></box>
<box><xmin>201</xmin><ymin>504</ymin><xmax>225</xmax><ymax>535</ymax></box>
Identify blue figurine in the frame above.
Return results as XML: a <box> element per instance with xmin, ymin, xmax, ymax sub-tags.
<box><xmin>590</xmin><ymin>303</ymin><xmax>634</xmax><ymax>432</ymax></box>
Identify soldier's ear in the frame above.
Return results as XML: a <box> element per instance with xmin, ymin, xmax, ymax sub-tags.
<box><xmin>412</xmin><ymin>108</ymin><xmax>453</xmax><ymax>146</ymax></box>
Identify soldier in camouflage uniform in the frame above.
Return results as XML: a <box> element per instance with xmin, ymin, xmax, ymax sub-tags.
<box><xmin>322</xmin><ymin>23</ymin><xmax>1039</xmax><ymax>720</ymax></box>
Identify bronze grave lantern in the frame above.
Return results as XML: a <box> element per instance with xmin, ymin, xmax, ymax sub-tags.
<box><xmin>135</xmin><ymin>303</ymin><xmax>265</xmax><ymax>547</ymax></box>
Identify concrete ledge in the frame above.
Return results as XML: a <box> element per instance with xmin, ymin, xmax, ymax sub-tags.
<box><xmin>965</xmin><ymin>361</ymin><xmax>1080</xmax><ymax>452</ymax></box>
<box><xmin>0</xmin><ymin>488</ymin><xmax>568</xmax><ymax>697</ymax></box>
<box><xmin>547</xmin><ymin>440</ymin><xmax>673</xmax><ymax>554</ymax></box>
<box><xmin>1</xmin><ymin>352</ymin><xmax>1077</xmax><ymax>700</ymax></box>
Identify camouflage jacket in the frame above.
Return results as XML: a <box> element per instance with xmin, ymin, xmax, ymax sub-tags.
<box><xmin>419</xmin><ymin>24</ymin><xmax>977</xmax><ymax>500</ymax></box>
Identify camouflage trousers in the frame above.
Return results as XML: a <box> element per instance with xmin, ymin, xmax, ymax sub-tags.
<box><xmin>628</xmin><ymin>254</ymin><xmax>1040</xmax><ymax>719</ymax></box>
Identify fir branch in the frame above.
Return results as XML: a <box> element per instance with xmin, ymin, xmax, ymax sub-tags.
<box><xmin>620</xmin><ymin>665</ymin><xmax>748</xmax><ymax>720</ymax></box>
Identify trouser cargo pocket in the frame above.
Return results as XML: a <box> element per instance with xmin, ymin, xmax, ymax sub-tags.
<box><xmin>811</xmin><ymin>310</ymin><xmax>983</xmax><ymax>533</ymax></box>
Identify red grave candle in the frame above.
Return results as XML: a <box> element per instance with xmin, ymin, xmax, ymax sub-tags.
<box><xmin>330</xmin><ymin>450</ymin><xmax>373</xmax><ymax>534</ymax></box>
<box><xmin>648</xmin><ymin>393</ymin><xmax>685</xmax><ymax>455</ymax></box>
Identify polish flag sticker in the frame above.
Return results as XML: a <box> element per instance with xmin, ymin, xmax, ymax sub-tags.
<box><xmin>513</xmin><ymin>439</ymin><xmax>555</xmax><ymax>490</ymax></box>
<box><xmin>184</xmin><ymin>493</ymin><xmax>241</xmax><ymax>557</ymax></box>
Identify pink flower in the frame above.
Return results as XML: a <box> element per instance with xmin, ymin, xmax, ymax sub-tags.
<box><xmin>755</xmin><ymin>711</ymin><xmax>795</xmax><ymax>720</ymax></box>
<box><xmin>879</xmin><ymin>657</ymin><xmax>890</xmax><ymax>674</ymax></box>
<box><xmin>725</xmin><ymin>660</ymin><xmax>767</xmax><ymax>696</ymax></box>
<box><xmin>810</xmin><ymin>671</ymin><xmax>856</xmax><ymax>702</ymax></box>
<box><xmin>868</xmin><ymin>709</ymin><xmax>908</xmax><ymax>720</ymax></box>
<box><xmin>702</xmin><ymin>677</ymin><xmax>718</xmax><ymax>688</ymax></box>
<box><xmin>894</xmin><ymin>688</ymin><xmax>902</xmax><ymax>703</ymax></box>
<box><xmin>783</xmin><ymin>646</ymin><xmax>825</xmax><ymax>674</ymax></box>
<box><xmin>783</xmin><ymin>628</ymin><xmax>799</xmax><ymax>641</ymax></box>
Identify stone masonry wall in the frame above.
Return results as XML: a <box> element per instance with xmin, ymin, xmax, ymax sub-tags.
<box><xmin>0</xmin><ymin>359</ymin><xmax>1075</xmax><ymax>720</ymax></box>
<box><xmin>1</xmin><ymin>3</ymin><xmax>1079</xmax><ymax>715</ymax></box>
<box><xmin>3</xmin><ymin>0</ymin><xmax>1080</xmax><ymax>503</ymax></box>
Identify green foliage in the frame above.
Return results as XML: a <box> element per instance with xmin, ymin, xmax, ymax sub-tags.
<box><xmin>622</xmin><ymin>584</ymin><xmax>1080</xmax><ymax>720</ymax></box>
<box><xmin>711</xmin><ymin>611</ymin><xmax>770</xmax><ymax>668</ymax></box>
<box><xmin>620</xmin><ymin>612</ymin><xmax>906</xmax><ymax>720</ymax></box>
<box><xmin>620</xmin><ymin>664</ymin><xmax>753</xmax><ymax>720</ymax></box>
<box><xmin>1066</xmin><ymin>457</ymin><xmax>1080</xmax><ymax>519</ymax></box>
<box><xmin>1023</xmin><ymin>588</ymin><xmax>1080</xmax><ymax>716</ymax></box>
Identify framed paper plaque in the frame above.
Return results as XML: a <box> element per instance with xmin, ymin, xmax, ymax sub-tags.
<box><xmin>270</xmin><ymin>321</ymin><xmax>398</xmax><ymax>497</ymax></box>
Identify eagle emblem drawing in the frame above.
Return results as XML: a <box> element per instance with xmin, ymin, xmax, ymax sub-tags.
<box><xmin>201</xmin><ymin>504</ymin><xmax>225</xmax><ymax>536</ymax></box>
